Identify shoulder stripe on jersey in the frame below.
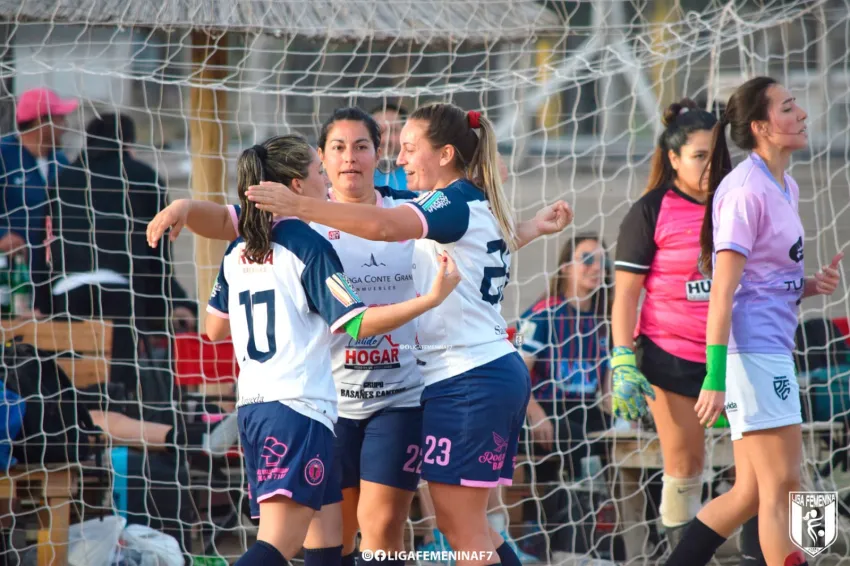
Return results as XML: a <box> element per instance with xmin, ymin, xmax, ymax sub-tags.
<box><xmin>414</xmin><ymin>190</ymin><xmax>450</xmax><ymax>212</ymax></box>
<box><xmin>614</xmin><ymin>260</ymin><xmax>650</xmax><ymax>270</ymax></box>
<box><xmin>326</xmin><ymin>273</ymin><xmax>360</xmax><ymax>307</ymax></box>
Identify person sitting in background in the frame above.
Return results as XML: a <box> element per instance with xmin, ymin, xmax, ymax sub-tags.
<box><xmin>0</xmin><ymin>88</ymin><xmax>78</xmax><ymax>315</ymax></box>
<box><xmin>52</xmin><ymin>113</ymin><xmax>196</xmax><ymax>390</ymax></box>
<box><xmin>516</xmin><ymin>234</ymin><xmax>613</xmax><ymax>561</ymax></box>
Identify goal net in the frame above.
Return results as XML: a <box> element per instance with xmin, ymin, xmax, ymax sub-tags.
<box><xmin>0</xmin><ymin>0</ymin><xmax>848</xmax><ymax>563</ymax></box>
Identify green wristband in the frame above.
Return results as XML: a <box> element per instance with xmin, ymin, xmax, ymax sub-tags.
<box><xmin>703</xmin><ymin>344</ymin><xmax>728</xmax><ymax>392</ymax></box>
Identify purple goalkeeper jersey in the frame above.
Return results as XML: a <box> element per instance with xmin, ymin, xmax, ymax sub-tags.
<box><xmin>712</xmin><ymin>153</ymin><xmax>806</xmax><ymax>355</ymax></box>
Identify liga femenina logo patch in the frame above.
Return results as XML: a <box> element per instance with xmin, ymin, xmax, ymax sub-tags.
<box><xmin>789</xmin><ymin>491</ymin><xmax>838</xmax><ymax>557</ymax></box>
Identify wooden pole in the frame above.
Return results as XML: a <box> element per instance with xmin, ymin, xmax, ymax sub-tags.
<box><xmin>189</xmin><ymin>31</ymin><xmax>229</xmax><ymax>329</ymax></box>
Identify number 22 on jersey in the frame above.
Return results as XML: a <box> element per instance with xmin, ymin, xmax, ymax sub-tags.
<box><xmin>480</xmin><ymin>239</ymin><xmax>510</xmax><ymax>305</ymax></box>
<box><xmin>238</xmin><ymin>290</ymin><xmax>277</xmax><ymax>362</ymax></box>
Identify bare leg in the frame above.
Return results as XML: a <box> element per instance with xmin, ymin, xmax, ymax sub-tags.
<box><xmin>430</xmin><ymin>482</ymin><xmax>496</xmax><ymax>566</ymax></box>
<box><xmin>357</xmin><ymin>480</ymin><xmax>416</xmax><ymax>553</ymax></box>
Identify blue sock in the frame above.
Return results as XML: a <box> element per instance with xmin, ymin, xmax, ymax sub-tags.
<box><xmin>235</xmin><ymin>540</ymin><xmax>289</xmax><ymax>566</ymax></box>
<box><xmin>304</xmin><ymin>546</ymin><xmax>343</xmax><ymax>566</ymax></box>
<box><xmin>342</xmin><ymin>552</ymin><xmax>358</xmax><ymax>566</ymax></box>
<box><xmin>496</xmin><ymin>540</ymin><xmax>520</xmax><ymax>566</ymax></box>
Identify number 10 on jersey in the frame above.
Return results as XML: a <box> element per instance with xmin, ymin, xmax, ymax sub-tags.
<box><xmin>239</xmin><ymin>290</ymin><xmax>277</xmax><ymax>362</ymax></box>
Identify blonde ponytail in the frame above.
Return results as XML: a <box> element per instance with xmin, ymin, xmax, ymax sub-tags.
<box><xmin>469</xmin><ymin>115</ymin><xmax>518</xmax><ymax>249</ymax></box>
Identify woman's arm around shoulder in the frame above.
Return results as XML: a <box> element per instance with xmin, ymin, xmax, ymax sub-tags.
<box><xmin>247</xmin><ymin>181</ymin><xmax>423</xmax><ymax>242</ymax></box>
<box><xmin>147</xmin><ymin>199</ymin><xmax>237</xmax><ymax>248</ymax></box>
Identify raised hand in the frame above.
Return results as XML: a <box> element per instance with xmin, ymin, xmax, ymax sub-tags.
<box><xmin>246</xmin><ymin>181</ymin><xmax>299</xmax><ymax>217</ymax></box>
<box><xmin>534</xmin><ymin>201</ymin><xmax>573</xmax><ymax>236</ymax></box>
<box><xmin>425</xmin><ymin>252</ymin><xmax>462</xmax><ymax>306</ymax></box>
<box><xmin>812</xmin><ymin>252</ymin><xmax>843</xmax><ymax>296</ymax></box>
<box><xmin>146</xmin><ymin>200</ymin><xmax>191</xmax><ymax>248</ymax></box>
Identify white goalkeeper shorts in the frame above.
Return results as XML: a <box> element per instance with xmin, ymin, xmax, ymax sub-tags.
<box><xmin>724</xmin><ymin>353</ymin><xmax>802</xmax><ymax>441</ymax></box>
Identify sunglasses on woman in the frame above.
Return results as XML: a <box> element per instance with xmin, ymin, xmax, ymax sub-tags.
<box><xmin>579</xmin><ymin>251</ymin><xmax>610</xmax><ymax>268</ymax></box>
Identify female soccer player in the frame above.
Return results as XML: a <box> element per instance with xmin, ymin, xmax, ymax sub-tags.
<box><xmin>244</xmin><ymin>103</ymin><xmax>572</xmax><ymax>566</ymax></box>
<box><xmin>203</xmin><ymin>134</ymin><xmax>460</xmax><ymax>566</ymax></box>
<box><xmin>663</xmin><ymin>77</ymin><xmax>842</xmax><ymax>566</ymax></box>
<box><xmin>611</xmin><ymin>98</ymin><xmax>764</xmax><ymax>561</ymax></box>
<box><xmin>149</xmin><ymin>107</ymin><xmax>434</xmax><ymax>566</ymax></box>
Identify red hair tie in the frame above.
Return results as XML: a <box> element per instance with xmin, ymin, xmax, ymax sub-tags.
<box><xmin>468</xmin><ymin>110</ymin><xmax>481</xmax><ymax>129</ymax></box>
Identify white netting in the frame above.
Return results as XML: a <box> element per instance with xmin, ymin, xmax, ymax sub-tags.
<box><xmin>0</xmin><ymin>0</ymin><xmax>849</xmax><ymax>564</ymax></box>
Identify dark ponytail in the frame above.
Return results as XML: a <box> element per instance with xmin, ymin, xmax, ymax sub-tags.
<box><xmin>698</xmin><ymin>118</ymin><xmax>732</xmax><ymax>275</ymax></box>
<box><xmin>236</xmin><ymin>135</ymin><xmax>314</xmax><ymax>263</ymax></box>
<box><xmin>645</xmin><ymin>98</ymin><xmax>716</xmax><ymax>195</ymax></box>
<box><xmin>698</xmin><ymin>76</ymin><xmax>777</xmax><ymax>275</ymax></box>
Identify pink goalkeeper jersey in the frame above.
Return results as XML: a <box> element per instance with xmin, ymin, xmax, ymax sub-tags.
<box><xmin>712</xmin><ymin>153</ymin><xmax>805</xmax><ymax>355</ymax></box>
<box><xmin>615</xmin><ymin>186</ymin><xmax>709</xmax><ymax>363</ymax></box>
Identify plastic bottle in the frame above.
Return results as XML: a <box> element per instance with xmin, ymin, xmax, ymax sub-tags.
<box><xmin>10</xmin><ymin>254</ymin><xmax>31</xmax><ymax>316</ymax></box>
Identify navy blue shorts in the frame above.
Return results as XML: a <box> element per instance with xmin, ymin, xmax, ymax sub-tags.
<box><xmin>238</xmin><ymin>402</ymin><xmax>342</xmax><ymax>516</ymax></box>
<box><xmin>419</xmin><ymin>352</ymin><xmax>531</xmax><ymax>487</ymax></box>
<box><xmin>335</xmin><ymin>407</ymin><xmax>423</xmax><ymax>492</ymax></box>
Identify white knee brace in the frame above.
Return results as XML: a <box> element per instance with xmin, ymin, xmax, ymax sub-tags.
<box><xmin>659</xmin><ymin>474</ymin><xmax>703</xmax><ymax>528</ymax></box>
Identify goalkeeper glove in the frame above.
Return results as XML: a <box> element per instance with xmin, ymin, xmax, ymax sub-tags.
<box><xmin>610</xmin><ymin>346</ymin><xmax>656</xmax><ymax>421</ymax></box>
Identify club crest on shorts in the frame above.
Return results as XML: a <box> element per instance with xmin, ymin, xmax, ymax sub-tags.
<box><xmin>304</xmin><ymin>457</ymin><xmax>325</xmax><ymax>486</ymax></box>
<box><xmin>789</xmin><ymin>491</ymin><xmax>838</xmax><ymax>557</ymax></box>
<box><xmin>773</xmin><ymin>376</ymin><xmax>792</xmax><ymax>400</ymax></box>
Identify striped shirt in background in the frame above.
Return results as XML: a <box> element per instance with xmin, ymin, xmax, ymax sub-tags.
<box><xmin>518</xmin><ymin>297</ymin><xmax>609</xmax><ymax>401</ymax></box>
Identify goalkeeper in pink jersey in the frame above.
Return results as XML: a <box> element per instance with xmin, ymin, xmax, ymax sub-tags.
<box><xmin>611</xmin><ymin>98</ymin><xmax>764</xmax><ymax>563</ymax></box>
<box><xmin>663</xmin><ymin>78</ymin><xmax>842</xmax><ymax>566</ymax></box>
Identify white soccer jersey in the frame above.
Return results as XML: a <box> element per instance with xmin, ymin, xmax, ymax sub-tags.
<box><xmin>402</xmin><ymin>179</ymin><xmax>516</xmax><ymax>386</ymax></box>
<box><xmin>230</xmin><ymin>186</ymin><xmax>424</xmax><ymax>419</ymax></box>
<box><xmin>207</xmin><ymin>218</ymin><xmax>366</xmax><ymax>432</ymax></box>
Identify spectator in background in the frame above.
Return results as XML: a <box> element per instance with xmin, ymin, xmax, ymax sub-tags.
<box><xmin>371</xmin><ymin>103</ymin><xmax>409</xmax><ymax>191</ymax></box>
<box><xmin>515</xmin><ymin>234</ymin><xmax>612</xmax><ymax>560</ymax></box>
<box><xmin>0</xmin><ymin>88</ymin><xmax>78</xmax><ymax>314</ymax></box>
<box><xmin>52</xmin><ymin>113</ymin><xmax>196</xmax><ymax>389</ymax></box>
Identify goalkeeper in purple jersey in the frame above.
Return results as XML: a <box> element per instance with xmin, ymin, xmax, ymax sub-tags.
<box><xmin>664</xmin><ymin>78</ymin><xmax>842</xmax><ymax>566</ymax></box>
<box><xmin>611</xmin><ymin>98</ymin><xmax>765</xmax><ymax>564</ymax></box>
